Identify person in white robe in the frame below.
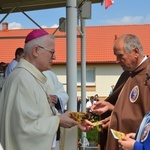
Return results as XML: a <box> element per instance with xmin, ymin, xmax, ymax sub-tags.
<box><xmin>0</xmin><ymin>29</ymin><xmax>93</xmax><ymax>150</ymax></box>
<box><xmin>43</xmin><ymin>70</ymin><xmax>68</xmax><ymax>114</ymax></box>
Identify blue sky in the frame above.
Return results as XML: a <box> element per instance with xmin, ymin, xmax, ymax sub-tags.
<box><xmin>0</xmin><ymin>0</ymin><xmax>150</xmax><ymax>29</ymax></box>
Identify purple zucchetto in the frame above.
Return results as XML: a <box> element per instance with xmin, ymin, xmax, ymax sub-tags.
<box><xmin>25</xmin><ymin>29</ymin><xmax>49</xmax><ymax>43</ymax></box>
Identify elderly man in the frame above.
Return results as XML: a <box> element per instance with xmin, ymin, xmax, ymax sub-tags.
<box><xmin>91</xmin><ymin>34</ymin><xmax>150</xmax><ymax>150</ymax></box>
<box><xmin>0</xmin><ymin>29</ymin><xmax>93</xmax><ymax>150</ymax></box>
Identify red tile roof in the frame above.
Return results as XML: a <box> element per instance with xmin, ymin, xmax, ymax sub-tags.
<box><xmin>0</xmin><ymin>24</ymin><xmax>150</xmax><ymax>64</ymax></box>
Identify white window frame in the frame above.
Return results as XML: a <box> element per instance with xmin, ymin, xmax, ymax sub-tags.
<box><xmin>77</xmin><ymin>68</ymin><xmax>95</xmax><ymax>86</ymax></box>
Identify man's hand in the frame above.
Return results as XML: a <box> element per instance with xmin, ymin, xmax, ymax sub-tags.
<box><xmin>102</xmin><ymin>116</ymin><xmax>111</xmax><ymax>129</ymax></box>
<box><xmin>125</xmin><ymin>133</ymin><xmax>136</xmax><ymax>139</ymax></box>
<box><xmin>49</xmin><ymin>95</ymin><xmax>58</xmax><ymax>105</ymax></box>
<box><xmin>118</xmin><ymin>134</ymin><xmax>136</xmax><ymax>150</ymax></box>
<box><xmin>91</xmin><ymin>101</ymin><xmax>114</xmax><ymax>115</ymax></box>
<box><xmin>59</xmin><ymin>111</ymin><xmax>78</xmax><ymax>128</ymax></box>
<box><xmin>78</xmin><ymin>119</ymin><xmax>94</xmax><ymax>132</ymax></box>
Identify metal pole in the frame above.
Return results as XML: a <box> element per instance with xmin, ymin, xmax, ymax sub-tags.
<box><xmin>66</xmin><ymin>0</ymin><xmax>77</xmax><ymax>111</ymax></box>
<box><xmin>20</xmin><ymin>10</ymin><xmax>43</xmax><ymax>29</ymax></box>
<box><xmin>81</xmin><ymin>19</ymin><xmax>86</xmax><ymax>119</ymax></box>
<box><xmin>81</xmin><ymin>16</ymin><xmax>89</xmax><ymax>150</ymax></box>
<box><xmin>63</xmin><ymin>0</ymin><xmax>78</xmax><ymax>150</ymax></box>
<box><xmin>0</xmin><ymin>7</ymin><xmax>16</xmax><ymax>24</ymax></box>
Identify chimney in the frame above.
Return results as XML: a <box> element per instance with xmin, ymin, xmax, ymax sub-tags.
<box><xmin>2</xmin><ymin>22</ymin><xmax>8</xmax><ymax>31</ymax></box>
<box><xmin>114</xmin><ymin>35</ymin><xmax>117</xmax><ymax>40</ymax></box>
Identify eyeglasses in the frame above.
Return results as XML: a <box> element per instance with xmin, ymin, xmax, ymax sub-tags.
<box><xmin>146</xmin><ymin>73</ymin><xmax>150</xmax><ymax>81</ymax></box>
<box><xmin>38</xmin><ymin>45</ymin><xmax>55</xmax><ymax>57</ymax></box>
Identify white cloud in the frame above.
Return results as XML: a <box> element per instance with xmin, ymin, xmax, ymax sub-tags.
<box><xmin>40</xmin><ymin>25</ymin><xmax>48</xmax><ymax>28</ymax></box>
<box><xmin>36</xmin><ymin>24</ymin><xmax>58</xmax><ymax>29</ymax></box>
<box><xmin>8</xmin><ymin>22</ymin><xmax>23</xmax><ymax>29</ymax></box>
<box><xmin>50</xmin><ymin>24</ymin><xmax>58</xmax><ymax>28</ymax></box>
<box><xmin>144</xmin><ymin>15</ymin><xmax>150</xmax><ymax>23</ymax></box>
<box><xmin>120</xmin><ymin>16</ymin><xmax>143</xmax><ymax>24</ymax></box>
<box><xmin>8</xmin><ymin>22</ymin><xmax>58</xmax><ymax>29</ymax></box>
<box><xmin>102</xmin><ymin>15</ymin><xmax>150</xmax><ymax>25</ymax></box>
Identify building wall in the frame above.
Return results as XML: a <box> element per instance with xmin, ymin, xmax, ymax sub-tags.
<box><xmin>51</xmin><ymin>63</ymin><xmax>123</xmax><ymax>99</ymax></box>
<box><xmin>95</xmin><ymin>64</ymin><xmax>123</xmax><ymax>98</ymax></box>
<box><xmin>51</xmin><ymin>65</ymin><xmax>67</xmax><ymax>88</ymax></box>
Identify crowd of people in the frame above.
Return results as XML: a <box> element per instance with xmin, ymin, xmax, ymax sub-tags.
<box><xmin>0</xmin><ymin>62</ymin><xmax>7</xmax><ymax>89</ymax></box>
<box><xmin>0</xmin><ymin>62</ymin><xmax>7</xmax><ymax>73</ymax></box>
<box><xmin>0</xmin><ymin>30</ymin><xmax>150</xmax><ymax>150</ymax></box>
<box><xmin>77</xmin><ymin>94</ymin><xmax>100</xmax><ymax>112</ymax></box>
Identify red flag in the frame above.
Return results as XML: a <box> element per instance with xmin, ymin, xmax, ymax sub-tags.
<box><xmin>105</xmin><ymin>0</ymin><xmax>114</xmax><ymax>9</ymax></box>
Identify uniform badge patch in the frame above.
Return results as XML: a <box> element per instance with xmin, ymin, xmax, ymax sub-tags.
<box><xmin>141</xmin><ymin>123</ymin><xmax>150</xmax><ymax>142</ymax></box>
<box><xmin>129</xmin><ymin>86</ymin><xmax>139</xmax><ymax>103</ymax></box>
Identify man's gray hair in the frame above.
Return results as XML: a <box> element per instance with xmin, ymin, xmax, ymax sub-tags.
<box><xmin>114</xmin><ymin>34</ymin><xmax>144</xmax><ymax>56</ymax></box>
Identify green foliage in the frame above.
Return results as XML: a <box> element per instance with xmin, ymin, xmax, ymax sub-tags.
<box><xmin>78</xmin><ymin>113</ymin><xmax>100</xmax><ymax>143</ymax></box>
<box><xmin>78</xmin><ymin>126</ymin><xmax>99</xmax><ymax>142</ymax></box>
<box><xmin>87</xmin><ymin>126</ymin><xmax>99</xmax><ymax>142</ymax></box>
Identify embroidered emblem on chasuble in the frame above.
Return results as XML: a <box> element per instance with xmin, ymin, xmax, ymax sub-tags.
<box><xmin>129</xmin><ymin>85</ymin><xmax>139</xmax><ymax>103</ymax></box>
